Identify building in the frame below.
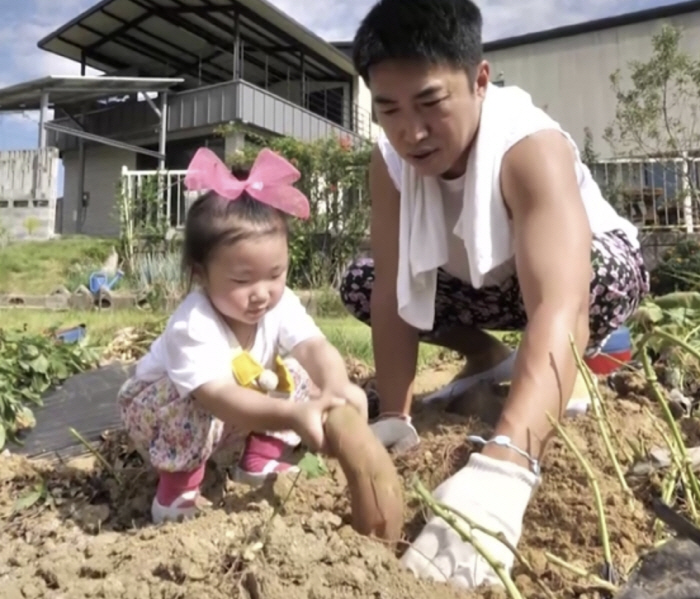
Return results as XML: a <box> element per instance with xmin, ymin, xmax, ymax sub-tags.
<box><xmin>19</xmin><ymin>0</ymin><xmax>379</xmax><ymax>237</ymax></box>
<box><xmin>4</xmin><ymin>1</ymin><xmax>700</xmax><ymax>239</ymax></box>
<box><xmin>483</xmin><ymin>1</ymin><xmax>700</xmax><ymax>159</ymax></box>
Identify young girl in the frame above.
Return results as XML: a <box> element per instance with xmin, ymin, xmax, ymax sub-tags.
<box><xmin>117</xmin><ymin>147</ymin><xmax>368</xmax><ymax>524</ymax></box>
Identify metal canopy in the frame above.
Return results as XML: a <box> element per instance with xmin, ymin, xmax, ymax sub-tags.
<box><xmin>37</xmin><ymin>0</ymin><xmax>355</xmax><ymax>89</ymax></box>
<box><xmin>0</xmin><ymin>75</ymin><xmax>183</xmax><ymax>111</ymax></box>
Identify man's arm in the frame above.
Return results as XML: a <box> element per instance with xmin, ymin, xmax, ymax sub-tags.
<box><xmin>368</xmin><ymin>144</ymin><xmax>420</xmax><ymax>416</ymax></box>
<box><xmin>488</xmin><ymin>129</ymin><xmax>592</xmax><ymax>467</ymax></box>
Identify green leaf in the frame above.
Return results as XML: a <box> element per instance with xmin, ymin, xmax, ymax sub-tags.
<box><xmin>29</xmin><ymin>355</ymin><xmax>49</xmax><ymax>374</ymax></box>
<box><xmin>12</xmin><ymin>481</ymin><xmax>46</xmax><ymax>513</ymax></box>
<box><xmin>297</xmin><ymin>452</ymin><xmax>329</xmax><ymax>479</ymax></box>
<box><xmin>23</xmin><ymin>345</ymin><xmax>39</xmax><ymax>358</ymax></box>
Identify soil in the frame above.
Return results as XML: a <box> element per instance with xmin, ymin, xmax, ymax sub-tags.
<box><xmin>0</xmin><ymin>361</ymin><xmax>694</xmax><ymax>599</ymax></box>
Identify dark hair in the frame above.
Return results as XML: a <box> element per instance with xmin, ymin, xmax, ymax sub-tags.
<box><xmin>352</xmin><ymin>0</ymin><xmax>483</xmax><ymax>85</ymax></box>
<box><xmin>182</xmin><ymin>166</ymin><xmax>289</xmax><ymax>282</ymax></box>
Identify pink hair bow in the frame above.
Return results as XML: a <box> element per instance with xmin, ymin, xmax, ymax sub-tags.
<box><xmin>184</xmin><ymin>147</ymin><xmax>310</xmax><ymax>219</ymax></box>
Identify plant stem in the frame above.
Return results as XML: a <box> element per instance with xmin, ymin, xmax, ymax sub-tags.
<box><xmin>425</xmin><ymin>491</ymin><xmax>557</xmax><ymax>599</ymax></box>
<box><xmin>69</xmin><ymin>427</ymin><xmax>120</xmax><ymax>482</ymax></box>
<box><xmin>546</xmin><ymin>413</ymin><xmax>614</xmax><ymax>574</ymax></box>
<box><xmin>569</xmin><ymin>335</ymin><xmax>633</xmax><ymax>498</ymax></box>
<box><xmin>413</xmin><ymin>480</ymin><xmax>524</xmax><ymax>599</ymax></box>
<box><xmin>645</xmin><ymin>408</ymin><xmax>698</xmax><ymax>521</ymax></box>
<box><xmin>655</xmin><ymin>464</ymin><xmax>680</xmax><ymax>539</ymax></box>
<box><xmin>638</xmin><ymin>335</ymin><xmax>700</xmax><ymax>510</ymax></box>
<box><xmin>544</xmin><ymin>552</ymin><xmax>618</xmax><ymax>593</ymax></box>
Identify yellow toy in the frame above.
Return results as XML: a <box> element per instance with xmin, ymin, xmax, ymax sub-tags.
<box><xmin>230</xmin><ymin>349</ymin><xmax>294</xmax><ymax>397</ymax></box>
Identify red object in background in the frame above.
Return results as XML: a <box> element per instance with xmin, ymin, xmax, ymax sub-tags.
<box><xmin>584</xmin><ymin>349</ymin><xmax>633</xmax><ymax>375</ymax></box>
<box><xmin>584</xmin><ymin>326</ymin><xmax>633</xmax><ymax>375</ymax></box>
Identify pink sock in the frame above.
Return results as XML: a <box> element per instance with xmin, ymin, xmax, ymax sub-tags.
<box><xmin>156</xmin><ymin>464</ymin><xmax>206</xmax><ymax>507</ymax></box>
<box><xmin>239</xmin><ymin>434</ymin><xmax>290</xmax><ymax>472</ymax></box>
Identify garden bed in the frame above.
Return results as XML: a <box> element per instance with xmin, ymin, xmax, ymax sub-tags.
<box><xmin>0</xmin><ymin>362</ymin><xmax>693</xmax><ymax>599</ymax></box>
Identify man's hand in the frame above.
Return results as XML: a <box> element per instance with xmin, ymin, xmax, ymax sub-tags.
<box><xmin>401</xmin><ymin>453</ymin><xmax>538</xmax><ymax>588</ymax></box>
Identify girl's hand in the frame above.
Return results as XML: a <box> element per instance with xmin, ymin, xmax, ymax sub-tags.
<box><xmin>290</xmin><ymin>395</ymin><xmax>345</xmax><ymax>451</ymax></box>
<box><xmin>311</xmin><ymin>382</ymin><xmax>369</xmax><ymax>422</ymax></box>
<box><xmin>333</xmin><ymin>382</ymin><xmax>369</xmax><ymax>421</ymax></box>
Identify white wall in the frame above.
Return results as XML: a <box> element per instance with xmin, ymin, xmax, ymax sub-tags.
<box><xmin>485</xmin><ymin>14</ymin><xmax>700</xmax><ymax>158</ymax></box>
<box><xmin>353</xmin><ymin>76</ymin><xmax>381</xmax><ymax>140</ymax></box>
<box><xmin>0</xmin><ymin>149</ymin><xmax>59</xmax><ymax>241</ymax></box>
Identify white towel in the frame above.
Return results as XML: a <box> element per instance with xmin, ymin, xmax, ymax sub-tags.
<box><xmin>396</xmin><ymin>84</ymin><xmax>565</xmax><ymax>331</ymax></box>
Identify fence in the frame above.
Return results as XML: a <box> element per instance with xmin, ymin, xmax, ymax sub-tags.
<box><xmin>119</xmin><ymin>166</ymin><xmax>361</xmax><ymax>231</ymax></box>
<box><xmin>120</xmin><ymin>162</ymin><xmax>368</xmax><ymax>288</ymax></box>
<box><xmin>120</xmin><ymin>166</ymin><xmax>190</xmax><ymax>229</ymax></box>
<box><xmin>588</xmin><ymin>156</ymin><xmax>700</xmax><ymax>232</ymax></box>
<box><xmin>120</xmin><ymin>154</ymin><xmax>700</xmax><ymax>234</ymax></box>
<box><xmin>0</xmin><ymin>148</ymin><xmax>60</xmax><ymax>242</ymax></box>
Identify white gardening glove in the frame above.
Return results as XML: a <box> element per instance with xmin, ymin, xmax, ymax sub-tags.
<box><xmin>401</xmin><ymin>452</ymin><xmax>539</xmax><ymax>589</ymax></box>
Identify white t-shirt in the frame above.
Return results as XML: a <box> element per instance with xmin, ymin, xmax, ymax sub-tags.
<box><xmin>134</xmin><ymin>287</ymin><xmax>323</xmax><ymax>398</ymax></box>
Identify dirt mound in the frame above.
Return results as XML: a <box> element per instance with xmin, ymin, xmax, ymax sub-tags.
<box><xmin>0</xmin><ymin>364</ymin><xmax>690</xmax><ymax>599</ymax></box>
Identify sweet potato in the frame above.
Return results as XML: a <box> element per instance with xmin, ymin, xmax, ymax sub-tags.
<box><xmin>324</xmin><ymin>404</ymin><xmax>404</xmax><ymax>544</ymax></box>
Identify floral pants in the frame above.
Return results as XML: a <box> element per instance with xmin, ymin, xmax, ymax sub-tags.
<box><xmin>117</xmin><ymin>358</ymin><xmax>311</xmax><ymax>473</ymax></box>
<box><xmin>339</xmin><ymin>229</ymin><xmax>649</xmax><ymax>355</ymax></box>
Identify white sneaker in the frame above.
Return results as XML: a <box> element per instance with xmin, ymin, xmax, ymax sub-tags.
<box><xmin>566</xmin><ymin>370</ymin><xmax>593</xmax><ymax>418</ymax></box>
<box><xmin>151</xmin><ymin>489</ymin><xmax>205</xmax><ymax>524</ymax></box>
<box><xmin>370</xmin><ymin>414</ymin><xmax>421</xmax><ymax>454</ymax></box>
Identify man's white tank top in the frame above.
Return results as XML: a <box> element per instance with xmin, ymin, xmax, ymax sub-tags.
<box><xmin>377</xmin><ymin>84</ymin><xmax>638</xmax><ymax>285</ymax></box>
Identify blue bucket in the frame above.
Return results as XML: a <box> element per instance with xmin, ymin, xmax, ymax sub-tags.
<box><xmin>55</xmin><ymin>324</ymin><xmax>87</xmax><ymax>344</ymax></box>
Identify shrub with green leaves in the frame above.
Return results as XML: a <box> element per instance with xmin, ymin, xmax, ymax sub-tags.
<box><xmin>220</xmin><ymin>126</ymin><xmax>372</xmax><ymax>289</ymax></box>
<box><xmin>650</xmin><ymin>239</ymin><xmax>700</xmax><ymax>296</ymax></box>
<box><xmin>0</xmin><ymin>327</ymin><xmax>99</xmax><ymax>449</ymax></box>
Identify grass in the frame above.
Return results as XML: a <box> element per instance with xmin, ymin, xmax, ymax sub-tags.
<box><xmin>0</xmin><ymin>235</ymin><xmax>446</xmax><ymax>369</ymax></box>
<box><xmin>0</xmin><ymin>236</ymin><xmax>117</xmax><ymax>294</ymax></box>
<box><xmin>0</xmin><ymin>237</ymin><xmax>447</xmax><ymax>376</ymax></box>
<box><xmin>316</xmin><ymin>316</ymin><xmax>445</xmax><ymax>369</ymax></box>
<box><xmin>0</xmin><ymin>308</ymin><xmax>164</xmax><ymax>347</ymax></box>
<box><xmin>0</xmin><ymin>308</ymin><xmax>444</xmax><ymax>370</ymax></box>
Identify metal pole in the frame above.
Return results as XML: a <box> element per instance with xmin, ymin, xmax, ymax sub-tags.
<box><xmin>78</xmin><ymin>51</ymin><xmax>87</xmax><ymax>233</ymax></box>
<box><xmin>38</xmin><ymin>92</ymin><xmax>49</xmax><ymax>148</ymax></box>
<box><xmin>233</xmin><ymin>13</ymin><xmax>240</xmax><ymax>79</ymax></box>
<box><xmin>300</xmin><ymin>53</ymin><xmax>306</xmax><ymax>108</ymax></box>
<box><xmin>158</xmin><ymin>91</ymin><xmax>169</xmax><ymax>226</ymax></box>
<box><xmin>158</xmin><ymin>91</ymin><xmax>168</xmax><ymax>171</ymax></box>
<box><xmin>77</xmin><ymin>103</ymin><xmax>87</xmax><ymax>233</ymax></box>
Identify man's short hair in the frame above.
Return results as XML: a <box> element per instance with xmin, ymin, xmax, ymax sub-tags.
<box><xmin>352</xmin><ymin>0</ymin><xmax>484</xmax><ymax>84</ymax></box>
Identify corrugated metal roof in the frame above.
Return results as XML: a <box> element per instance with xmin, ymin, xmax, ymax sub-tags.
<box><xmin>0</xmin><ymin>75</ymin><xmax>183</xmax><ymax>111</ymax></box>
<box><xmin>37</xmin><ymin>0</ymin><xmax>355</xmax><ymax>87</ymax></box>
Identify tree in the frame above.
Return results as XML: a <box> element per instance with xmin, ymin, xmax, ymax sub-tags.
<box><xmin>604</xmin><ymin>23</ymin><xmax>700</xmax><ymax>158</ymax></box>
<box><xmin>603</xmin><ymin>24</ymin><xmax>700</xmax><ymax>227</ymax></box>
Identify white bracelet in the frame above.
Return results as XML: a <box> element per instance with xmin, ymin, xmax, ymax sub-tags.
<box><xmin>467</xmin><ymin>434</ymin><xmax>541</xmax><ymax>476</ymax></box>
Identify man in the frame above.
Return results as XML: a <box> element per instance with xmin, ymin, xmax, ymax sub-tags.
<box><xmin>341</xmin><ymin>0</ymin><xmax>648</xmax><ymax>589</ymax></box>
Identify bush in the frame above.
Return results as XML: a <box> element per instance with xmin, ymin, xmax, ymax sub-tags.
<box><xmin>0</xmin><ymin>327</ymin><xmax>99</xmax><ymax>449</ymax></box>
<box><xmin>223</xmin><ymin>127</ymin><xmax>372</xmax><ymax>289</ymax></box>
<box><xmin>650</xmin><ymin>239</ymin><xmax>700</xmax><ymax>295</ymax></box>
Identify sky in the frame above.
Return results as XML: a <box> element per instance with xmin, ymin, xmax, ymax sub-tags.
<box><xmin>0</xmin><ymin>0</ymin><xmax>685</xmax><ymax>188</ymax></box>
